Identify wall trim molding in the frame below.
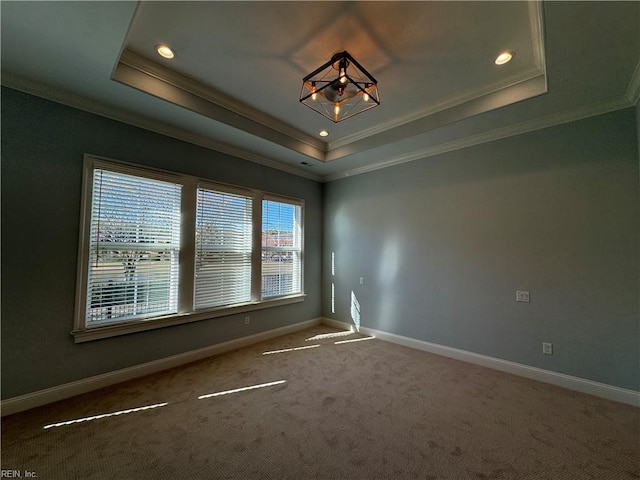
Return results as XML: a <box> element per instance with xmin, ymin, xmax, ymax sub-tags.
<box><xmin>323</xmin><ymin>96</ymin><xmax>633</xmax><ymax>182</ymax></box>
<box><xmin>1</xmin><ymin>318</ymin><xmax>323</xmax><ymax>417</ymax></box>
<box><xmin>327</xmin><ymin>70</ymin><xmax>545</xmax><ymax>153</ymax></box>
<box><xmin>321</xmin><ymin>318</ymin><xmax>640</xmax><ymax>407</ymax></box>
<box><xmin>114</xmin><ymin>50</ymin><xmax>326</xmax><ymax>161</ymax></box>
<box><xmin>0</xmin><ymin>73</ymin><xmax>323</xmax><ymax>182</ymax></box>
<box><xmin>2</xmin><ymin>73</ymin><xmax>633</xmax><ymax>185</ymax></box>
<box><xmin>3</xmin><ymin>316</ymin><xmax>637</xmax><ymax>416</ymax></box>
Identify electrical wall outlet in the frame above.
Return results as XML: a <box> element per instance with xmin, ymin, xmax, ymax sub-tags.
<box><xmin>244</xmin><ymin>316</ymin><xmax>250</xmax><ymax>325</ymax></box>
<box><xmin>542</xmin><ymin>342</ymin><xmax>553</xmax><ymax>355</ymax></box>
<box><xmin>359</xmin><ymin>277</ymin><xmax>365</xmax><ymax>285</ymax></box>
<box><xmin>516</xmin><ymin>290</ymin><xmax>530</xmax><ymax>302</ymax></box>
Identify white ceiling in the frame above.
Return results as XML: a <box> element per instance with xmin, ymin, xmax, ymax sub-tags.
<box><xmin>2</xmin><ymin>1</ymin><xmax>639</xmax><ymax>182</ymax></box>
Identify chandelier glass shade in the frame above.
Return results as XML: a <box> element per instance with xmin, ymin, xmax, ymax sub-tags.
<box><xmin>300</xmin><ymin>51</ymin><xmax>380</xmax><ymax>123</ymax></box>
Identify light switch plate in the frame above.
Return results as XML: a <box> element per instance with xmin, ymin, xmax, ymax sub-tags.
<box><xmin>516</xmin><ymin>290</ymin><xmax>530</xmax><ymax>302</ymax></box>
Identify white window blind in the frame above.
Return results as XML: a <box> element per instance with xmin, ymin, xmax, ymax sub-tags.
<box><xmin>86</xmin><ymin>169</ymin><xmax>182</xmax><ymax>325</ymax></box>
<box><xmin>194</xmin><ymin>188</ymin><xmax>253</xmax><ymax>309</ymax></box>
<box><xmin>75</xmin><ymin>156</ymin><xmax>306</xmax><ymax>341</ymax></box>
<box><xmin>262</xmin><ymin>199</ymin><xmax>302</xmax><ymax>298</ymax></box>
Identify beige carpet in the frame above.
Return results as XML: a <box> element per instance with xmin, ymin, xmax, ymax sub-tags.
<box><xmin>2</xmin><ymin>325</ymin><xmax>639</xmax><ymax>479</ymax></box>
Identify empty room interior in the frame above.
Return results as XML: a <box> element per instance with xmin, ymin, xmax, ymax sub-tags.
<box><xmin>1</xmin><ymin>1</ymin><xmax>639</xmax><ymax>479</ymax></box>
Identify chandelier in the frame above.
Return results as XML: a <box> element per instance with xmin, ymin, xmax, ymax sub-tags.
<box><xmin>300</xmin><ymin>51</ymin><xmax>380</xmax><ymax>123</ymax></box>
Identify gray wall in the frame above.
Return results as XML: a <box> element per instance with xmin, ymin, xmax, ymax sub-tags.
<box><xmin>323</xmin><ymin>108</ymin><xmax>639</xmax><ymax>391</ymax></box>
<box><xmin>3</xmin><ymin>86</ymin><xmax>638</xmax><ymax>399</ymax></box>
<box><xmin>1</xmin><ymin>87</ymin><xmax>323</xmax><ymax>399</ymax></box>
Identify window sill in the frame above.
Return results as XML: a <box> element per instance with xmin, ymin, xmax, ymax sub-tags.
<box><xmin>72</xmin><ymin>294</ymin><xmax>306</xmax><ymax>343</ymax></box>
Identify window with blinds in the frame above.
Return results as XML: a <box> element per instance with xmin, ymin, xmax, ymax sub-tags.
<box><xmin>75</xmin><ymin>155</ymin><xmax>305</xmax><ymax>341</ymax></box>
<box><xmin>262</xmin><ymin>199</ymin><xmax>302</xmax><ymax>298</ymax></box>
<box><xmin>86</xmin><ymin>169</ymin><xmax>182</xmax><ymax>325</ymax></box>
<box><xmin>194</xmin><ymin>188</ymin><xmax>253</xmax><ymax>309</ymax></box>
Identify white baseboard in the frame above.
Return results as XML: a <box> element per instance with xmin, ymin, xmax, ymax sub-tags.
<box><xmin>4</xmin><ymin>317</ymin><xmax>637</xmax><ymax>416</ymax></box>
<box><xmin>321</xmin><ymin>318</ymin><xmax>640</xmax><ymax>407</ymax></box>
<box><xmin>1</xmin><ymin>318</ymin><xmax>323</xmax><ymax>417</ymax></box>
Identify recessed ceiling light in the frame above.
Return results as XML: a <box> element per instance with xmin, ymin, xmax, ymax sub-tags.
<box><xmin>156</xmin><ymin>44</ymin><xmax>175</xmax><ymax>59</ymax></box>
<box><xmin>495</xmin><ymin>51</ymin><xmax>514</xmax><ymax>65</ymax></box>
<box><xmin>319</xmin><ymin>130</ymin><xmax>329</xmax><ymax>137</ymax></box>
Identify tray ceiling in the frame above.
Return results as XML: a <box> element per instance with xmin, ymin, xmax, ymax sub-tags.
<box><xmin>2</xmin><ymin>1</ymin><xmax>638</xmax><ymax>181</ymax></box>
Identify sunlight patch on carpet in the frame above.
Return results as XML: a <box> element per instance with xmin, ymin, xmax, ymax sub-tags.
<box><xmin>43</xmin><ymin>402</ymin><xmax>168</xmax><ymax>430</ymax></box>
<box><xmin>198</xmin><ymin>380</ymin><xmax>286</xmax><ymax>399</ymax></box>
<box><xmin>335</xmin><ymin>336</ymin><xmax>375</xmax><ymax>345</ymax></box>
<box><xmin>263</xmin><ymin>345</ymin><xmax>320</xmax><ymax>355</ymax></box>
<box><xmin>305</xmin><ymin>330</ymin><xmax>353</xmax><ymax>341</ymax></box>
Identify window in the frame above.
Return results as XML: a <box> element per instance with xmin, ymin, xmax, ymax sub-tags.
<box><xmin>74</xmin><ymin>155</ymin><xmax>304</xmax><ymax>341</ymax></box>
<box><xmin>85</xmin><ymin>169</ymin><xmax>182</xmax><ymax>326</ymax></box>
<box><xmin>262</xmin><ymin>199</ymin><xmax>302</xmax><ymax>298</ymax></box>
<box><xmin>195</xmin><ymin>188</ymin><xmax>253</xmax><ymax>309</ymax></box>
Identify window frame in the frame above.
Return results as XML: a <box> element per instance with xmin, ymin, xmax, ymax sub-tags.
<box><xmin>73</xmin><ymin>154</ymin><xmax>305</xmax><ymax>343</ymax></box>
<box><xmin>261</xmin><ymin>196</ymin><xmax>304</xmax><ymax>299</ymax></box>
<box><xmin>82</xmin><ymin>166</ymin><xmax>183</xmax><ymax>326</ymax></box>
<box><xmin>193</xmin><ymin>182</ymin><xmax>254</xmax><ymax>310</ymax></box>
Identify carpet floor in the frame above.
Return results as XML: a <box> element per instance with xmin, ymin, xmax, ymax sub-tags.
<box><xmin>2</xmin><ymin>324</ymin><xmax>639</xmax><ymax>479</ymax></box>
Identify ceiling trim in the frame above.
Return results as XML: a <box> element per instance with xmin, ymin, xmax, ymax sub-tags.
<box><xmin>3</xmin><ymin>72</ymin><xmax>633</xmax><ymax>185</ymax></box>
<box><xmin>325</xmin><ymin>74</ymin><xmax>548</xmax><ymax>163</ymax></box>
<box><xmin>114</xmin><ymin>0</ymin><xmax>547</xmax><ymax>166</ymax></box>
<box><xmin>323</xmin><ymin>96</ymin><xmax>633</xmax><ymax>182</ymax></box>
<box><xmin>0</xmin><ymin>73</ymin><xmax>323</xmax><ymax>182</ymax></box>
<box><xmin>329</xmin><ymin>1</ymin><xmax>548</xmax><ymax>153</ymax></box>
<box><xmin>528</xmin><ymin>0</ymin><xmax>547</xmax><ymax>71</ymax></box>
<box><xmin>114</xmin><ymin>50</ymin><xmax>327</xmax><ymax>161</ymax></box>
<box><xmin>327</xmin><ymin>69</ymin><xmax>545</xmax><ymax>153</ymax></box>
<box><xmin>116</xmin><ymin>50</ymin><xmax>548</xmax><ymax>165</ymax></box>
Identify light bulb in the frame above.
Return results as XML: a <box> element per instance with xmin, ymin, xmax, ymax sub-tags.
<box><xmin>312</xmin><ymin>92</ymin><xmax>317</xmax><ymax>101</ymax></box>
<box><xmin>495</xmin><ymin>51</ymin><xmax>514</xmax><ymax>65</ymax></box>
<box><xmin>311</xmin><ymin>82</ymin><xmax>317</xmax><ymax>101</ymax></box>
<box><xmin>156</xmin><ymin>44</ymin><xmax>175</xmax><ymax>59</ymax></box>
<box><xmin>334</xmin><ymin>104</ymin><xmax>340</xmax><ymax>115</ymax></box>
<box><xmin>363</xmin><ymin>93</ymin><xmax>370</xmax><ymax>102</ymax></box>
<box><xmin>338</xmin><ymin>65</ymin><xmax>348</xmax><ymax>84</ymax></box>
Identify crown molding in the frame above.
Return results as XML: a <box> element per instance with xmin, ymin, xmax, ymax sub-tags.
<box><xmin>528</xmin><ymin>0</ymin><xmax>547</xmax><ymax>72</ymax></box>
<box><xmin>323</xmin><ymin>96</ymin><xmax>632</xmax><ymax>182</ymax></box>
<box><xmin>114</xmin><ymin>51</ymin><xmax>327</xmax><ymax>161</ymax></box>
<box><xmin>324</xmin><ymin>73</ymin><xmax>548</xmax><ymax>164</ymax></box>
<box><xmin>117</xmin><ymin>3</ymin><xmax>548</xmax><ymax>165</ymax></box>
<box><xmin>327</xmin><ymin>69</ymin><xmax>545</xmax><ymax>154</ymax></box>
<box><xmin>116</xmin><ymin>52</ymin><xmax>548</xmax><ymax>167</ymax></box>
<box><xmin>118</xmin><ymin>50</ymin><xmax>328</xmax><ymax>155</ymax></box>
<box><xmin>3</xmin><ymin>72</ymin><xmax>633</xmax><ymax>186</ymax></box>
<box><xmin>68</xmin><ymin>1</ymin><xmax>548</xmax><ymax>168</ymax></box>
<box><xmin>328</xmin><ymin>1</ymin><xmax>548</xmax><ymax>154</ymax></box>
<box><xmin>1</xmin><ymin>73</ymin><xmax>323</xmax><ymax>182</ymax></box>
